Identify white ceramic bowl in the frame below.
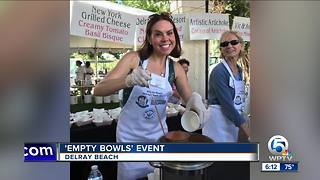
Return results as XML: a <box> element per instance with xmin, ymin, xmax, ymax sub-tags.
<box><xmin>181</xmin><ymin>110</ymin><xmax>200</xmax><ymax>132</ymax></box>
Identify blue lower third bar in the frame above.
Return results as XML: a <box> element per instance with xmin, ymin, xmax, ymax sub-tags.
<box><xmin>59</xmin><ymin>143</ymin><xmax>259</xmax><ymax>153</ymax></box>
<box><xmin>59</xmin><ymin>143</ymin><xmax>259</xmax><ymax>161</ymax></box>
<box><xmin>24</xmin><ymin>143</ymin><xmax>57</xmax><ymax>161</ymax></box>
<box><xmin>280</xmin><ymin>162</ymin><xmax>299</xmax><ymax>172</ymax></box>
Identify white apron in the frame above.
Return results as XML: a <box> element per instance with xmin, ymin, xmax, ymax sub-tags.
<box><xmin>75</xmin><ymin>66</ymin><xmax>85</xmax><ymax>83</ymax></box>
<box><xmin>84</xmin><ymin>67</ymin><xmax>94</xmax><ymax>85</ymax></box>
<box><xmin>203</xmin><ymin>59</ymin><xmax>246</xmax><ymax>142</ymax></box>
<box><xmin>117</xmin><ymin>59</ymin><xmax>173</xmax><ymax>180</ymax></box>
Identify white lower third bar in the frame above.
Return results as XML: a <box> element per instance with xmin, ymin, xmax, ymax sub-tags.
<box><xmin>58</xmin><ymin>153</ymin><xmax>258</xmax><ymax>161</ymax></box>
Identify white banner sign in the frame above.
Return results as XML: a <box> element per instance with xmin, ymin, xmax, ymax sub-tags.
<box><xmin>135</xmin><ymin>15</ymin><xmax>150</xmax><ymax>46</ymax></box>
<box><xmin>172</xmin><ymin>14</ymin><xmax>187</xmax><ymax>41</ymax></box>
<box><xmin>232</xmin><ymin>16</ymin><xmax>250</xmax><ymax>41</ymax></box>
<box><xmin>189</xmin><ymin>13</ymin><xmax>230</xmax><ymax>40</ymax></box>
<box><xmin>70</xmin><ymin>1</ymin><xmax>136</xmax><ymax>45</ymax></box>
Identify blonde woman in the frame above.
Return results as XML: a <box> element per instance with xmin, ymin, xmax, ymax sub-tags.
<box><xmin>203</xmin><ymin>31</ymin><xmax>250</xmax><ymax>142</ymax></box>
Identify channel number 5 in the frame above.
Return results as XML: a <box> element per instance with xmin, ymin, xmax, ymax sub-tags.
<box><xmin>271</xmin><ymin>137</ymin><xmax>287</xmax><ymax>154</ymax></box>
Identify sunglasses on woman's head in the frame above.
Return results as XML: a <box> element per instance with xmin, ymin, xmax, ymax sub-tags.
<box><xmin>220</xmin><ymin>40</ymin><xmax>240</xmax><ymax>47</ymax></box>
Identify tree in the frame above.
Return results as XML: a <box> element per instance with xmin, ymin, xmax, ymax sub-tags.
<box><xmin>224</xmin><ymin>0</ymin><xmax>250</xmax><ymax>29</ymax></box>
<box><xmin>110</xmin><ymin>0</ymin><xmax>170</xmax><ymax>13</ymax></box>
<box><xmin>225</xmin><ymin>0</ymin><xmax>250</xmax><ymax>18</ymax></box>
<box><xmin>209</xmin><ymin>0</ymin><xmax>250</xmax><ymax>58</ymax></box>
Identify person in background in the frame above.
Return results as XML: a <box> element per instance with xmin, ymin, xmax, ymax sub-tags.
<box><xmin>75</xmin><ymin>60</ymin><xmax>85</xmax><ymax>85</ymax></box>
<box><xmin>203</xmin><ymin>30</ymin><xmax>250</xmax><ymax>142</ymax></box>
<box><xmin>94</xmin><ymin>13</ymin><xmax>206</xmax><ymax>180</ymax></box>
<box><xmin>168</xmin><ymin>58</ymin><xmax>190</xmax><ymax>105</ymax></box>
<box><xmin>84</xmin><ymin>61</ymin><xmax>94</xmax><ymax>94</ymax></box>
<box><xmin>84</xmin><ymin>61</ymin><xmax>94</xmax><ymax>85</ymax></box>
<box><xmin>178</xmin><ymin>58</ymin><xmax>190</xmax><ymax>74</ymax></box>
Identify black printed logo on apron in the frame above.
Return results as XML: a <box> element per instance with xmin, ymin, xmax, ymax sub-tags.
<box><xmin>144</xmin><ymin>109</ymin><xmax>155</xmax><ymax>119</ymax></box>
<box><xmin>234</xmin><ymin>95</ymin><xmax>242</xmax><ymax>105</ymax></box>
<box><xmin>136</xmin><ymin>95</ymin><xmax>149</xmax><ymax>108</ymax></box>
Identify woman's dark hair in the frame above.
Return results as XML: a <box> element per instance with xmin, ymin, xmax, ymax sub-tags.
<box><xmin>76</xmin><ymin>60</ymin><xmax>82</xmax><ymax>66</ymax></box>
<box><xmin>138</xmin><ymin>13</ymin><xmax>182</xmax><ymax>60</ymax></box>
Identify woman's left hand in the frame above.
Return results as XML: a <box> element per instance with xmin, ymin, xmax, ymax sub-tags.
<box><xmin>186</xmin><ymin>92</ymin><xmax>206</xmax><ymax>124</ymax></box>
<box><xmin>238</xmin><ymin>124</ymin><xmax>250</xmax><ymax>142</ymax></box>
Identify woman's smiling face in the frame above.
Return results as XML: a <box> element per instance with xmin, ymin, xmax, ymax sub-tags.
<box><xmin>149</xmin><ymin>20</ymin><xmax>176</xmax><ymax>56</ymax></box>
<box><xmin>220</xmin><ymin>33</ymin><xmax>243</xmax><ymax>59</ymax></box>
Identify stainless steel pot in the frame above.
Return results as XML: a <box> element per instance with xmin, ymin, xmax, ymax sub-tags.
<box><xmin>150</xmin><ymin>161</ymin><xmax>213</xmax><ymax>179</ymax></box>
<box><xmin>150</xmin><ymin>131</ymin><xmax>214</xmax><ymax>180</ymax></box>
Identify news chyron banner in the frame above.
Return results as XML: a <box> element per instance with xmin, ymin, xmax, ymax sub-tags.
<box><xmin>24</xmin><ymin>143</ymin><xmax>259</xmax><ymax>162</ymax></box>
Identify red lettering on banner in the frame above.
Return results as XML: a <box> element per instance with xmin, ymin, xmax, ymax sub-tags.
<box><xmin>79</xmin><ymin>20</ymin><xmax>104</xmax><ymax>32</ymax></box>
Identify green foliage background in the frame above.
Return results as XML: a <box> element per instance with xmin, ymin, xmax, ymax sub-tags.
<box><xmin>110</xmin><ymin>0</ymin><xmax>170</xmax><ymax>13</ymax></box>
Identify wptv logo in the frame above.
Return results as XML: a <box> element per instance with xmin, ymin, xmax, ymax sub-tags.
<box><xmin>268</xmin><ymin>135</ymin><xmax>293</xmax><ymax>161</ymax></box>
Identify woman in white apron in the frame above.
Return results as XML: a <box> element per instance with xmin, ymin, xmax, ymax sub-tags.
<box><xmin>94</xmin><ymin>13</ymin><xmax>206</xmax><ymax>180</ymax></box>
<box><xmin>84</xmin><ymin>61</ymin><xmax>94</xmax><ymax>94</ymax></box>
<box><xmin>84</xmin><ymin>61</ymin><xmax>94</xmax><ymax>86</ymax></box>
<box><xmin>75</xmin><ymin>60</ymin><xmax>85</xmax><ymax>85</ymax></box>
<box><xmin>203</xmin><ymin>31</ymin><xmax>250</xmax><ymax>142</ymax></box>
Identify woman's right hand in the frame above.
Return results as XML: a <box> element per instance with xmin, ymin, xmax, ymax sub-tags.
<box><xmin>125</xmin><ymin>67</ymin><xmax>151</xmax><ymax>87</ymax></box>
